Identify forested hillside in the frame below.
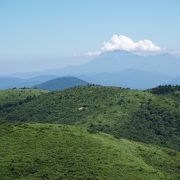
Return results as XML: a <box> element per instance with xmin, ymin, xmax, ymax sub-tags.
<box><xmin>0</xmin><ymin>86</ymin><xmax>179</xmax><ymax>151</ymax></box>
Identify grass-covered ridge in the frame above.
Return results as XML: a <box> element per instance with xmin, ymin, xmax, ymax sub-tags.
<box><xmin>1</xmin><ymin>86</ymin><xmax>179</xmax><ymax>150</ymax></box>
<box><xmin>0</xmin><ymin>122</ymin><xmax>179</xmax><ymax>179</ymax></box>
<box><xmin>0</xmin><ymin>88</ymin><xmax>48</xmax><ymax>107</ymax></box>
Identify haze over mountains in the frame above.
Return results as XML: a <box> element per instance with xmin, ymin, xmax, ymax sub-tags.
<box><xmin>1</xmin><ymin>0</ymin><xmax>180</xmax><ymax>179</ymax></box>
<box><xmin>1</xmin><ymin>50</ymin><xmax>180</xmax><ymax>90</ymax></box>
<box><xmin>0</xmin><ymin>75</ymin><xmax>57</xmax><ymax>90</ymax></box>
<box><xmin>61</xmin><ymin>51</ymin><xmax>180</xmax><ymax>76</ymax></box>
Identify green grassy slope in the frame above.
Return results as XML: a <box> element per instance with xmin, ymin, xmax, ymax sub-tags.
<box><xmin>0</xmin><ymin>122</ymin><xmax>179</xmax><ymax>180</ymax></box>
<box><xmin>1</xmin><ymin>86</ymin><xmax>179</xmax><ymax>150</ymax></box>
<box><xmin>0</xmin><ymin>88</ymin><xmax>48</xmax><ymax>106</ymax></box>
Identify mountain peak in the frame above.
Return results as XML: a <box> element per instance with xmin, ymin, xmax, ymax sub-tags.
<box><xmin>34</xmin><ymin>76</ymin><xmax>89</xmax><ymax>91</ymax></box>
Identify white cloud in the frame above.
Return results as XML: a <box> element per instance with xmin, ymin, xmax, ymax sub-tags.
<box><xmin>102</xmin><ymin>35</ymin><xmax>161</xmax><ymax>52</ymax></box>
<box><xmin>87</xmin><ymin>35</ymin><xmax>162</xmax><ymax>56</ymax></box>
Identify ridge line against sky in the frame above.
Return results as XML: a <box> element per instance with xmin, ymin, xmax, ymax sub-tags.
<box><xmin>0</xmin><ymin>0</ymin><xmax>180</xmax><ymax>74</ymax></box>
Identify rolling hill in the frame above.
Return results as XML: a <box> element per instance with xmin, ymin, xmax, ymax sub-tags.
<box><xmin>0</xmin><ymin>88</ymin><xmax>48</xmax><ymax>107</ymax></box>
<box><xmin>33</xmin><ymin>76</ymin><xmax>89</xmax><ymax>91</ymax></box>
<box><xmin>1</xmin><ymin>85</ymin><xmax>179</xmax><ymax>150</ymax></box>
<box><xmin>0</xmin><ymin>122</ymin><xmax>179</xmax><ymax>179</ymax></box>
<box><xmin>0</xmin><ymin>86</ymin><xmax>179</xmax><ymax>179</ymax></box>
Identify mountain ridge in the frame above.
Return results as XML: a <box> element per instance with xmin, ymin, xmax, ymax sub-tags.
<box><xmin>33</xmin><ymin>76</ymin><xmax>89</xmax><ymax>91</ymax></box>
<box><xmin>1</xmin><ymin>51</ymin><xmax>180</xmax><ymax>89</ymax></box>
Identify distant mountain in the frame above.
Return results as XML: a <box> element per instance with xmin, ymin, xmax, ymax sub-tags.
<box><xmin>11</xmin><ymin>51</ymin><xmax>180</xmax><ymax>78</ymax></box>
<box><xmin>0</xmin><ymin>75</ymin><xmax>56</xmax><ymax>89</ymax></box>
<box><xmin>80</xmin><ymin>69</ymin><xmax>172</xmax><ymax>89</ymax></box>
<box><xmin>0</xmin><ymin>76</ymin><xmax>24</xmax><ymax>89</ymax></box>
<box><xmin>2</xmin><ymin>51</ymin><xmax>180</xmax><ymax>89</ymax></box>
<box><xmin>77</xmin><ymin>51</ymin><xmax>180</xmax><ymax>77</ymax></box>
<box><xmin>34</xmin><ymin>51</ymin><xmax>180</xmax><ymax>77</ymax></box>
<box><xmin>34</xmin><ymin>76</ymin><xmax>89</xmax><ymax>91</ymax></box>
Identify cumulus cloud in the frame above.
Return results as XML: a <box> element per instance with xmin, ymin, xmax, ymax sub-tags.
<box><xmin>102</xmin><ymin>35</ymin><xmax>161</xmax><ymax>52</ymax></box>
<box><xmin>87</xmin><ymin>35</ymin><xmax>162</xmax><ymax>56</ymax></box>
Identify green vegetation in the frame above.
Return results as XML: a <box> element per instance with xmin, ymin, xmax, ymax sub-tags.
<box><xmin>0</xmin><ymin>86</ymin><xmax>179</xmax><ymax>179</ymax></box>
<box><xmin>0</xmin><ymin>88</ymin><xmax>48</xmax><ymax>112</ymax></box>
<box><xmin>0</xmin><ymin>88</ymin><xmax>48</xmax><ymax>106</ymax></box>
<box><xmin>1</xmin><ymin>86</ymin><xmax>179</xmax><ymax>150</ymax></box>
<box><xmin>0</xmin><ymin>122</ymin><xmax>179</xmax><ymax>179</ymax></box>
<box><xmin>149</xmin><ymin>85</ymin><xmax>180</xmax><ymax>95</ymax></box>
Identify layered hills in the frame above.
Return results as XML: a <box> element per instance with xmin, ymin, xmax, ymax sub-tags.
<box><xmin>0</xmin><ymin>85</ymin><xmax>179</xmax><ymax>151</ymax></box>
<box><xmin>1</xmin><ymin>51</ymin><xmax>180</xmax><ymax>90</ymax></box>
<box><xmin>0</xmin><ymin>85</ymin><xmax>179</xmax><ymax>179</ymax></box>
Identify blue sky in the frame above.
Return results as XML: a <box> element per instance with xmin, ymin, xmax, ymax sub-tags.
<box><xmin>0</xmin><ymin>0</ymin><xmax>180</xmax><ymax>74</ymax></box>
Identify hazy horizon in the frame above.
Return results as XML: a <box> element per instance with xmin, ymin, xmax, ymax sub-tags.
<box><xmin>0</xmin><ymin>0</ymin><xmax>180</xmax><ymax>74</ymax></box>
